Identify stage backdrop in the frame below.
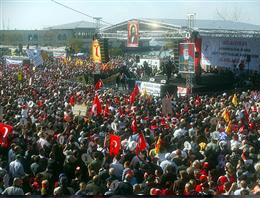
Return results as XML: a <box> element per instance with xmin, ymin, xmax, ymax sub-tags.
<box><xmin>201</xmin><ymin>36</ymin><xmax>260</xmax><ymax>71</ymax></box>
<box><xmin>128</xmin><ymin>20</ymin><xmax>139</xmax><ymax>48</ymax></box>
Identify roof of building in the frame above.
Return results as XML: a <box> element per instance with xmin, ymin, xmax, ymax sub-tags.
<box><xmin>102</xmin><ymin>18</ymin><xmax>260</xmax><ymax>33</ymax></box>
<box><xmin>143</xmin><ymin>18</ymin><xmax>260</xmax><ymax>31</ymax></box>
<box><xmin>45</xmin><ymin>20</ymin><xmax>97</xmax><ymax>30</ymax></box>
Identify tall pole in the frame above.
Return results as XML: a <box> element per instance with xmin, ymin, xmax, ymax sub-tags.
<box><xmin>94</xmin><ymin>17</ymin><xmax>102</xmax><ymax>34</ymax></box>
<box><xmin>186</xmin><ymin>13</ymin><xmax>196</xmax><ymax>95</ymax></box>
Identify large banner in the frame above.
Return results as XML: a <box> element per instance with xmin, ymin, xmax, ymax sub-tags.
<box><xmin>201</xmin><ymin>36</ymin><xmax>260</xmax><ymax>71</ymax></box>
<box><xmin>92</xmin><ymin>39</ymin><xmax>101</xmax><ymax>63</ymax></box>
<box><xmin>179</xmin><ymin>43</ymin><xmax>195</xmax><ymax>73</ymax></box>
<box><xmin>136</xmin><ymin>81</ymin><xmax>161</xmax><ymax>97</ymax></box>
<box><xmin>128</xmin><ymin>20</ymin><xmax>139</xmax><ymax>48</ymax></box>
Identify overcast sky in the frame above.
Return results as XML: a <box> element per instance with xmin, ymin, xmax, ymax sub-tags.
<box><xmin>1</xmin><ymin>0</ymin><xmax>260</xmax><ymax>30</ymax></box>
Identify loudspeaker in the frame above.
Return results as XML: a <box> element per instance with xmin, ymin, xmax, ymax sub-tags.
<box><xmin>99</xmin><ymin>38</ymin><xmax>109</xmax><ymax>63</ymax></box>
<box><xmin>136</xmin><ymin>55</ymin><xmax>140</xmax><ymax>63</ymax></box>
<box><xmin>246</xmin><ymin>55</ymin><xmax>251</xmax><ymax>63</ymax></box>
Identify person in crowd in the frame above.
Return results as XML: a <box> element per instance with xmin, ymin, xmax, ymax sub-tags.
<box><xmin>0</xmin><ymin>55</ymin><xmax>259</xmax><ymax>196</ymax></box>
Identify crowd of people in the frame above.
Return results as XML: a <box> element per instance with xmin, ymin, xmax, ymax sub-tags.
<box><xmin>0</xmin><ymin>56</ymin><xmax>260</xmax><ymax>196</ymax></box>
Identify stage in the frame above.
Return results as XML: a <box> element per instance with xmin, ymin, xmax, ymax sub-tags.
<box><xmin>139</xmin><ymin>72</ymin><xmax>235</xmax><ymax>96</ymax></box>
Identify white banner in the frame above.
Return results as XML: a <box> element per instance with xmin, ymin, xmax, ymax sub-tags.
<box><xmin>136</xmin><ymin>81</ymin><xmax>161</xmax><ymax>97</ymax></box>
<box><xmin>72</xmin><ymin>104</ymin><xmax>88</xmax><ymax>116</ymax></box>
<box><xmin>177</xmin><ymin>87</ymin><xmax>187</xmax><ymax>97</ymax></box>
<box><xmin>138</xmin><ymin>58</ymin><xmax>160</xmax><ymax>70</ymax></box>
<box><xmin>6</xmin><ymin>58</ymin><xmax>23</xmax><ymax>66</ymax></box>
<box><xmin>201</xmin><ymin>36</ymin><xmax>260</xmax><ymax>71</ymax></box>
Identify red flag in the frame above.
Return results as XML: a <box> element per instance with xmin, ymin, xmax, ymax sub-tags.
<box><xmin>244</xmin><ymin>108</ymin><xmax>249</xmax><ymax>122</ymax></box>
<box><xmin>130</xmin><ymin>85</ymin><xmax>140</xmax><ymax>105</ymax></box>
<box><xmin>131</xmin><ymin>117</ymin><xmax>138</xmax><ymax>133</ymax></box>
<box><xmin>0</xmin><ymin>123</ymin><xmax>13</xmax><ymax>147</ymax></box>
<box><xmin>133</xmin><ymin>84</ymin><xmax>140</xmax><ymax>95</ymax></box>
<box><xmin>137</xmin><ymin>132</ymin><xmax>147</xmax><ymax>152</ymax></box>
<box><xmin>91</xmin><ymin>94</ymin><xmax>102</xmax><ymax>116</ymax></box>
<box><xmin>129</xmin><ymin>91</ymin><xmax>136</xmax><ymax>104</ymax></box>
<box><xmin>109</xmin><ymin>134</ymin><xmax>121</xmax><ymax>156</ymax></box>
<box><xmin>95</xmin><ymin>79</ymin><xmax>103</xmax><ymax>90</ymax></box>
<box><xmin>70</xmin><ymin>95</ymin><xmax>75</xmax><ymax>106</ymax></box>
<box><xmin>103</xmin><ymin>103</ymin><xmax>110</xmax><ymax>117</ymax></box>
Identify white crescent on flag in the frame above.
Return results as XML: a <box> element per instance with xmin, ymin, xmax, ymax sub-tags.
<box><xmin>3</xmin><ymin>127</ymin><xmax>9</xmax><ymax>138</ymax></box>
<box><xmin>91</xmin><ymin>104</ymin><xmax>97</xmax><ymax>116</ymax></box>
<box><xmin>112</xmin><ymin>140</ymin><xmax>117</xmax><ymax>148</ymax></box>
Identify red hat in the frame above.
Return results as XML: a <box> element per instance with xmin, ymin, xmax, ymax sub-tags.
<box><xmin>203</xmin><ymin>162</ymin><xmax>209</xmax><ymax>169</ymax></box>
<box><xmin>151</xmin><ymin>124</ymin><xmax>158</xmax><ymax>130</ymax></box>
<box><xmin>150</xmin><ymin>188</ymin><xmax>161</xmax><ymax>195</ymax></box>
<box><xmin>219</xmin><ymin>176</ymin><xmax>228</xmax><ymax>185</ymax></box>
<box><xmin>200</xmin><ymin>175</ymin><xmax>207</xmax><ymax>182</ymax></box>
<box><xmin>160</xmin><ymin>118</ymin><xmax>166</xmax><ymax>126</ymax></box>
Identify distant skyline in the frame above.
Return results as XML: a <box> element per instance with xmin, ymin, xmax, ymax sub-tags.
<box><xmin>1</xmin><ymin>0</ymin><xmax>260</xmax><ymax>30</ymax></box>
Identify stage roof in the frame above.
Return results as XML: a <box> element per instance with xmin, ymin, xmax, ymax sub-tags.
<box><xmin>143</xmin><ymin>18</ymin><xmax>260</xmax><ymax>31</ymax></box>
<box><xmin>44</xmin><ymin>20</ymin><xmax>98</xmax><ymax>30</ymax></box>
<box><xmin>101</xmin><ymin>18</ymin><xmax>260</xmax><ymax>33</ymax></box>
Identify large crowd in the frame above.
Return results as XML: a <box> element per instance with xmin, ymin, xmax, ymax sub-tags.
<box><xmin>0</xmin><ymin>56</ymin><xmax>260</xmax><ymax>195</ymax></box>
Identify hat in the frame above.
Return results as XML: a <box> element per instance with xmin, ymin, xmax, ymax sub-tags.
<box><xmin>165</xmin><ymin>153</ymin><xmax>171</xmax><ymax>160</ymax></box>
<box><xmin>203</xmin><ymin>162</ymin><xmax>209</xmax><ymax>169</ymax></box>
<box><xmin>200</xmin><ymin>175</ymin><xmax>207</xmax><ymax>182</ymax></box>
<box><xmin>184</xmin><ymin>141</ymin><xmax>192</xmax><ymax>151</ymax></box>
<box><xmin>211</xmin><ymin>131</ymin><xmax>219</xmax><ymax>141</ymax></box>
<box><xmin>128</xmin><ymin>141</ymin><xmax>137</xmax><ymax>151</ymax></box>
<box><xmin>218</xmin><ymin>176</ymin><xmax>228</xmax><ymax>185</ymax></box>
<box><xmin>150</xmin><ymin>188</ymin><xmax>161</xmax><ymax>195</ymax></box>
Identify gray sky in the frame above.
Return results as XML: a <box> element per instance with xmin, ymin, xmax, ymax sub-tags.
<box><xmin>1</xmin><ymin>0</ymin><xmax>260</xmax><ymax>30</ymax></box>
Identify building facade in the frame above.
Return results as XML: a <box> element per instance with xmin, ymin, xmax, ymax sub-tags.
<box><xmin>0</xmin><ymin>21</ymin><xmax>98</xmax><ymax>51</ymax></box>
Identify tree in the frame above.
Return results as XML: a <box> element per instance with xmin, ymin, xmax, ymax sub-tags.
<box><xmin>43</xmin><ymin>31</ymin><xmax>55</xmax><ymax>46</ymax></box>
<box><xmin>68</xmin><ymin>38</ymin><xmax>84</xmax><ymax>53</ymax></box>
<box><xmin>215</xmin><ymin>6</ymin><xmax>247</xmax><ymax>22</ymax></box>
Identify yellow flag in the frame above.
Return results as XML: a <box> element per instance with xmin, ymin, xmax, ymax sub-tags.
<box><xmin>225</xmin><ymin>121</ymin><xmax>232</xmax><ymax>135</ymax></box>
<box><xmin>222</xmin><ymin>108</ymin><xmax>230</xmax><ymax>123</ymax></box>
<box><xmin>155</xmin><ymin>136</ymin><xmax>162</xmax><ymax>154</ymax></box>
<box><xmin>18</xmin><ymin>71</ymin><xmax>23</xmax><ymax>81</ymax></box>
<box><xmin>142</xmin><ymin>88</ymin><xmax>148</xmax><ymax>98</ymax></box>
<box><xmin>232</xmin><ymin>94</ymin><xmax>238</xmax><ymax>107</ymax></box>
<box><xmin>92</xmin><ymin>39</ymin><xmax>101</xmax><ymax>63</ymax></box>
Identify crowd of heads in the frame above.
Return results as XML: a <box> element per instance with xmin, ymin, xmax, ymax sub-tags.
<box><xmin>0</xmin><ymin>56</ymin><xmax>260</xmax><ymax>195</ymax></box>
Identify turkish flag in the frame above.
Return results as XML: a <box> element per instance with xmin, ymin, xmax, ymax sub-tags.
<box><xmin>130</xmin><ymin>91</ymin><xmax>136</xmax><ymax>104</ymax></box>
<box><xmin>130</xmin><ymin>85</ymin><xmax>140</xmax><ymax>104</ymax></box>
<box><xmin>137</xmin><ymin>132</ymin><xmax>146</xmax><ymax>153</ymax></box>
<box><xmin>103</xmin><ymin>103</ymin><xmax>110</xmax><ymax>117</ymax></box>
<box><xmin>0</xmin><ymin>123</ymin><xmax>13</xmax><ymax>147</ymax></box>
<box><xmin>91</xmin><ymin>94</ymin><xmax>102</xmax><ymax>116</ymax></box>
<box><xmin>95</xmin><ymin>79</ymin><xmax>103</xmax><ymax>90</ymax></box>
<box><xmin>109</xmin><ymin>134</ymin><xmax>121</xmax><ymax>156</ymax></box>
<box><xmin>131</xmin><ymin>117</ymin><xmax>138</xmax><ymax>133</ymax></box>
<box><xmin>70</xmin><ymin>95</ymin><xmax>75</xmax><ymax>106</ymax></box>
